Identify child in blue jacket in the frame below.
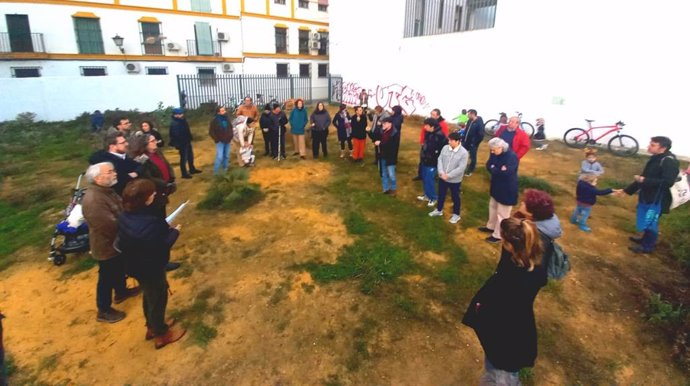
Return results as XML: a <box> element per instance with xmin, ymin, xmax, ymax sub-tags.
<box><xmin>571</xmin><ymin>174</ymin><xmax>620</xmax><ymax>232</ymax></box>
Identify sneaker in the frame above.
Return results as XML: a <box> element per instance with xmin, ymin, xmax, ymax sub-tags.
<box><xmin>427</xmin><ymin>200</ymin><xmax>437</xmax><ymax>207</ymax></box>
<box><xmin>449</xmin><ymin>214</ymin><xmax>461</xmax><ymax>224</ymax></box>
<box><xmin>190</xmin><ymin>169</ymin><xmax>202</xmax><ymax>174</ymax></box>
<box><xmin>382</xmin><ymin>190</ymin><xmax>390</xmax><ymax>194</ymax></box>
<box><xmin>416</xmin><ymin>195</ymin><xmax>428</xmax><ymax>202</ymax></box>
<box><xmin>97</xmin><ymin>308</ymin><xmax>126</xmax><ymax>323</ymax></box>
<box><xmin>629</xmin><ymin>236</ymin><xmax>643</xmax><ymax>244</ymax></box>
<box><xmin>569</xmin><ymin>217</ymin><xmax>578</xmax><ymax>225</ymax></box>
<box><xmin>465</xmin><ymin>172</ymin><xmax>473</xmax><ymax>177</ymax></box>
<box><xmin>428</xmin><ymin>209</ymin><xmax>443</xmax><ymax>217</ymax></box>
<box><xmin>154</xmin><ymin>324</ymin><xmax>187</xmax><ymax>350</ymax></box>
<box><xmin>181</xmin><ymin>174</ymin><xmax>192</xmax><ymax>179</ymax></box>
<box><xmin>477</xmin><ymin>226</ymin><xmax>494</xmax><ymax>233</ymax></box>
<box><xmin>628</xmin><ymin>246</ymin><xmax>652</xmax><ymax>254</ymax></box>
<box><xmin>114</xmin><ymin>286</ymin><xmax>141</xmax><ymax>304</ymax></box>
<box><xmin>387</xmin><ymin>189</ymin><xmax>397</xmax><ymax>197</ymax></box>
<box><xmin>578</xmin><ymin>225</ymin><xmax>592</xmax><ymax>233</ymax></box>
<box><xmin>485</xmin><ymin>236</ymin><xmax>501</xmax><ymax>244</ymax></box>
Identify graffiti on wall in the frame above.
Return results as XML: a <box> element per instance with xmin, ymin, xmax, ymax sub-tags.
<box><xmin>341</xmin><ymin>81</ymin><xmax>430</xmax><ymax>115</ymax></box>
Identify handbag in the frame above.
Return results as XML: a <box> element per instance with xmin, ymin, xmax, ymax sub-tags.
<box><xmin>669</xmin><ymin>171</ymin><xmax>690</xmax><ymax>210</ymax></box>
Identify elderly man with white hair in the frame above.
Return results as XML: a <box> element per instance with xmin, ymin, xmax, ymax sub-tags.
<box><xmin>82</xmin><ymin>162</ymin><xmax>140</xmax><ymax>323</ymax></box>
<box><xmin>478</xmin><ymin>138</ymin><xmax>520</xmax><ymax>243</ymax></box>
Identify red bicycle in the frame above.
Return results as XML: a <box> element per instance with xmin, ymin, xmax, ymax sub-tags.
<box><xmin>563</xmin><ymin>119</ymin><xmax>639</xmax><ymax>156</ymax></box>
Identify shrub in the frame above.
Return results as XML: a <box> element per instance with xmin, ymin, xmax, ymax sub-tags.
<box><xmin>519</xmin><ymin>175</ymin><xmax>557</xmax><ymax>195</ymax></box>
<box><xmin>197</xmin><ymin>168</ymin><xmax>263</xmax><ymax>212</ymax></box>
<box><xmin>647</xmin><ymin>293</ymin><xmax>687</xmax><ymax>325</ymax></box>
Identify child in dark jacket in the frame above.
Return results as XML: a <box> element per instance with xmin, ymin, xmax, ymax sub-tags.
<box><xmin>570</xmin><ymin>174</ymin><xmax>620</xmax><ymax>232</ymax></box>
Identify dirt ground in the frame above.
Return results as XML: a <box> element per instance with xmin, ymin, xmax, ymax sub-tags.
<box><xmin>1</xmin><ymin>116</ymin><xmax>689</xmax><ymax>385</ymax></box>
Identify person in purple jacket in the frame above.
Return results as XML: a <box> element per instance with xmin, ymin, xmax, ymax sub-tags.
<box><xmin>570</xmin><ymin>174</ymin><xmax>621</xmax><ymax>232</ymax></box>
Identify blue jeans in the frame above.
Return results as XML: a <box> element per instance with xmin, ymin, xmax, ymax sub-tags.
<box><xmin>213</xmin><ymin>141</ymin><xmax>231</xmax><ymax>174</ymax></box>
<box><xmin>437</xmin><ymin>179</ymin><xmax>461</xmax><ymax>215</ymax></box>
<box><xmin>380</xmin><ymin>160</ymin><xmax>397</xmax><ymax>192</ymax></box>
<box><xmin>570</xmin><ymin>204</ymin><xmax>592</xmax><ymax>226</ymax></box>
<box><xmin>421</xmin><ymin>166</ymin><xmax>437</xmax><ymax>201</ymax></box>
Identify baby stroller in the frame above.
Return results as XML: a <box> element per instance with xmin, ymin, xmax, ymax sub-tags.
<box><xmin>48</xmin><ymin>174</ymin><xmax>90</xmax><ymax>266</ymax></box>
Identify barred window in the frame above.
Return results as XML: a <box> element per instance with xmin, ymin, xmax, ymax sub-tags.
<box><xmin>404</xmin><ymin>0</ymin><xmax>497</xmax><ymax>38</ymax></box>
<box><xmin>80</xmin><ymin>66</ymin><xmax>107</xmax><ymax>76</ymax></box>
<box><xmin>298</xmin><ymin>0</ymin><xmax>309</xmax><ymax>8</ymax></box>
<box><xmin>198</xmin><ymin>67</ymin><xmax>216</xmax><ymax>86</ymax></box>
<box><xmin>146</xmin><ymin>67</ymin><xmax>168</xmax><ymax>75</ymax></box>
<box><xmin>317</xmin><ymin>63</ymin><xmax>328</xmax><ymax>78</ymax></box>
<box><xmin>275</xmin><ymin>27</ymin><xmax>287</xmax><ymax>54</ymax></box>
<box><xmin>276</xmin><ymin>63</ymin><xmax>289</xmax><ymax>78</ymax></box>
<box><xmin>274</xmin><ymin>0</ymin><xmax>286</xmax><ymax>4</ymax></box>
<box><xmin>11</xmin><ymin>67</ymin><xmax>41</xmax><ymax>78</ymax></box>
<box><xmin>299</xmin><ymin>63</ymin><xmax>310</xmax><ymax>78</ymax></box>
<box><xmin>298</xmin><ymin>29</ymin><xmax>310</xmax><ymax>55</ymax></box>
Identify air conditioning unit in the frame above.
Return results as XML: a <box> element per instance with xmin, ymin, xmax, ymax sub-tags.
<box><xmin>217</xmin><ymin>32</ymin><xmax>229</xmax><ymax>42</ymax></box>
<box><xmin>166</xmin><ymin>42</ymin><xmax>182</xmax><ymax>51</ymax></box>
<box><xmin>310</xmin><ymin>41</ymin><xmax>321</xmax><ymax>50</ymax></box>
<box><xmin>222</xmin><ymin>63</ymin><xmax>235</xmax><ymax>73</ymax></box>
<box><xmin>310</xmin><ymin>32</ymin><xmax>321</xmax><ymax>41</ymax></box>
<box><xmin>125</xmin><ymin>62</ymin><xmax>141</xmax><ymax>73</ymax></box>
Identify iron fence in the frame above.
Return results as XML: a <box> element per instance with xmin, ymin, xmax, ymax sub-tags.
<box><xmin>0</xmin><ymin>32</ymin><xmax>45</xmax><ymax>53</ymax></box>
<box><xmin>186</xmin><ymin>40</ymin><xmax>222</xmax><ymax>57</ymax></box>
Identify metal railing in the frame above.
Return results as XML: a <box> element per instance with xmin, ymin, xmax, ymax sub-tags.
<box><xmin>0</xmin><ymin>32</ymin><xmax>45</xmax><ymax>53</ymax></box>
<box><xmin>186</xmin><ymin>40</ymin><xmax>222</xmax><ymax>57</ymax></box>
<box><xmin>404</xmin><ymin>0</ymin><xmax>497</xmax><ymax>38</ymax></box>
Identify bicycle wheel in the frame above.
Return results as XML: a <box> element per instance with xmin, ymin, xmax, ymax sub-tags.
<box><xmin>563</xmin><ymin>128</ymin><xmax>589</xmax><ymax>148</ymax></box>
<box><xmin>608</xmin><ymin>134</ymin><xmax>639</xmax><ymax>157</ymax></box>
<box><xmin>484</xmin><ymin>119</ymin><xmax>498</xmax><ymax>137</ymax></box>
<box><xmin>521</xmin><ymin>122</ymin><xmax>535</xmax><ymax>138</ymax></box>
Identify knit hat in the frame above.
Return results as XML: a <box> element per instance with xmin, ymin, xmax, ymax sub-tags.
<box><xmin>172</xmin><ymin>108</ymin><xmax>184</xmax><ymax>114</ymax></box>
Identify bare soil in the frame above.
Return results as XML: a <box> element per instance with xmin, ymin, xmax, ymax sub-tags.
<box><xmin>1</xmin><ymin>116</ymin><xmax>688</xmax><ymax>385</ymax></box>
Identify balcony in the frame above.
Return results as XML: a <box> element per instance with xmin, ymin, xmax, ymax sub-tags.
<box><xmin>186</xmin><ymin>40</ymin><xmax>222</xmax><ymax>57</ymax></box>
<box><xmin>0</xmin><ymin>32</ymin><xmax>45</xmax><ymax>53</ymax></box>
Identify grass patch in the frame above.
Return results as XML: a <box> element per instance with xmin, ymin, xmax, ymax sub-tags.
<box><xmin>37</xmin><ymin>353</ymin><xmax>60</xmax><ymax>373</ymax></box>
<box><xmin>344</xmin><ymin>211</ymin><xmax>372</xmax><ymax>235</ymax></box>
<box><xmin>599</xmin><ymin>177</ymin><xmax>630</xmax><ymax>189</ymax></box>
<box><xmin>171</xmin><ymin>262</ymin><xmax>194</xmax><ymax>279</ymax></box>
<box><xmin>662</xmin><ymin>208</ymin><xmax>690</xmax><ymax>268</ymax></box>
<box><xmin>59</xmin><ymin>255</ymin><xmax>97</xmax><ymax>279</ymax></box>
<box><xmin>461</xmin><ymin>185</ymin><xmax>490</xmax><ymax>228</ymax></box>
<box><xmin>197</xmin><ymin>168</ymin><xmax>264</xmax><ymax>212</ymax></box>
<box><xmin>518</xmin><ymin>175</ymin><xmax>557</xmax><ymax>195</ymax></box>
<box><xmin>169</xmin><ymin>286</ymin><xmax>226</xmax><ymax>347</ymax></box>
<box><xmin>647</xmin><ymin>293</ymin><xmax>687</xmax><ymax>326</ymax></box>
<box><xmin>0</xmin><ymin>201</ymin><xmax>53</xmax><ymax>265</ymax></box>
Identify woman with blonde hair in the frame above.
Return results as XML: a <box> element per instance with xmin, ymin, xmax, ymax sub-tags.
<box><xmin>463</xmin><ymin>217</ymin><xmax>547</xmax><ymax>384</ymax></box>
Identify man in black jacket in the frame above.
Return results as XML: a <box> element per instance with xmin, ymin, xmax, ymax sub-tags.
<box><xmin>269</xmin><ymin>103</ymin><xmax>288</xmax><ymax>160</ymax></box>
<box><xmin>169</xmin><ymin>108</ymin><xmax>201</xmax><ymax>178</ymax></box>
<box><xmin>88</xmin><ymin>132</ymin><xmax>139</xmax><ymax>196</ymax></box>
<box><xmin>621</xmin><ymin>136</ymin><xmax>679</xmax><ymax>253</ymax></box>
<box><xmin>462</xmin><ymin>109</ymin><xmax>485</xmax><ymax>176</ymax></box>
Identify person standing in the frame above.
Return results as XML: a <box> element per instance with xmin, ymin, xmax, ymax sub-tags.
<box><xmin>621</xmin><ymin>136</ymin><xmax>679</xmax><ymax>254</ymax></box>
<box><xmin>350</xmin><ymin>106</ymin><xmax>369</xmax><ymax>163</ymax></box>
<box><xmin>169</xmin><ymin>108</ymin><xmax>201</xmax><ymax>179</ymax></box>
<box><xmin>209</xmin><ymin>106</ymin><xmax>233</xmax><ymax>174</ymax></box>
<box><xmin>82</xmin><ymin>162</ymin><xmax>140</xmax><ymax>323</ymax></box>
<box><xmin>289</xmin><ymin>99</ymin><xmax>308</xmax><ymax>159</ymax></box>
<box><xmin>269</xmin><ymin>103</ymin><xmax>288</xmax><ymax>160</ymax></box>
<box><xmin>91</xmin><ymin>110</ymin><xmax>104</xmax><ymax>132</ymax></box>
<box><xmin>571</xmin><ymin>174</ymin><xmax>618</xmax><ymax>232</ymax></box>
<box><xmin>88</xmin><ymin>132</ymin><xmax>139</xmax><ymax>196</ymax></box>
<box><xmin>236</xmin><ymin>96</ymin><xmax>259</xmax><ymax>123</ymax></box>
<box><xmin>359</xmin><ymin>88</ymin><xmax>369</xmax><ymax>111</ymax></box>
<box><xmin>370</xmin><ymin>116</ymin><xmax>400</xmax><ymax>196</ymax></box>
<box><xmin>462</xmin><ymin>109</ymin><xmax>485</xmax><ymax>176</ymax></box>
<box><xmin>259</xmin><ymin>104</ymin><xmax>273</xmax><ymax>157</ymax></box>
<box><xmin>415</xmin><ymin>108</ymin><xmax>449</xmax><ymax>181</ymax></box>
<box><xmin>463</xmin><ymin>217</ymin><xmax>547</xmax><ymax>383</ymax></box>
<box><xmin>580</xmin><ymin>148</ymin><xmax>604</xmax><ymax>177</ymax></box>
<box><xmin>390</xmin><ymin>105</ymin><xmax>404</xmax><ymax>133</ymax></box>
<box><xmin>417</xmin><ymin>118</ymin><xmax>448</xmax><ymax>208</ymax></box>
<box><xmin>495</xmin><ymin>116</ymin><xmax>531</xmax><ymax>160</ymax></box>
<box><xmin>368</xmin><ymin>106</ymin><xmax>390</xmax><ymax>162</ymax></box>
<box><xmin>453</xmin><ymin>109</ymin><xmax>469</xmax><ymax>129</ymax></box>
<box><xmin>117</xmin><ymin>179</ymin><xmax>186</xmax><ymax>349</ymax></box>
<box><xmin>480</xmin><ymin>138</ymin><xmax>519</xmax><ymax>244</ymax></box>
<box><xmin>333</xmin><ymin>104</ymin><xmax>353</xmax><ymax>159</ymax></box>
<box><xmin>106</xmin><ymin>116</ymin><xmax>133</xmax><ymax>138</ymax></box>
<box><xmin>428</xmin><ymin>132</ymin><xmax>468</xmax><ymax>224</ymax></box>
<box><xmin>140</xmin><ymin>121</ymin><xmax>164</xmax><ymax>148</ymax></box>
<box><xmin>310</xmin><ymin>101</ymin><xmax>331</xmax><ymax>159</ymax></box>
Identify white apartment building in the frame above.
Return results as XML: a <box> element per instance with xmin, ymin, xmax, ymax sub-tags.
<box><xmin>0</xmin><ymin>0</ymin><xmax>330</xmax><ymax>120</ymax></box>
<box><xmin>328</xmin><ymin>0</ymin><xmax>690</xmax><ymax>157</ymax></box>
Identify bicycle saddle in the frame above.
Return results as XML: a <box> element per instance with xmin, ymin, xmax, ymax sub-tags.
<box><xmin>585</xmin><ymin>119</ymin><xmax>595</xmax><ymax>123</ymax></box>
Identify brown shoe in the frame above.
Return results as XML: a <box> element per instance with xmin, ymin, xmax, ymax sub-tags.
<box><xmin>387</xmin><ymin>189</ymin><xmax>397</xmax><ymax>197</ymax></box>
<box><xmin>114</xmin><ymin>286</ymin><xmax>141</xmax><ymax>304</ymax></box>
<box><xmin>154</xmin><ymin>325</ymin><xmax>186</xmax><ymax>349</ymax></box>
<box><xmin>146</xmin><ymin>318</ymin><xmax>177</xmax><ymax>340</ymax></box>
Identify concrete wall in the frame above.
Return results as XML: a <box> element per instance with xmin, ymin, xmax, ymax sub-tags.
<box><xmin>329</xmin><ymin>0</ymin><xmax>690</xmax><ymax>157</ymax></box>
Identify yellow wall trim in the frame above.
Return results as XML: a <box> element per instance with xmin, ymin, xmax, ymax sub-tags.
<box><xmin>138</xmin><ymin>16</ymin><xmax>160</xmax><ymax>23</ymax></box>
<box><xmin>265</xmin><ymin>0</ymin><xmax>270</xmax><ymax>15</ymax></box>
<box><xmin>172</xmin><ymin>0</ymin><xmax>178</xmax><ymax>10</ymax></box>
<box><xmin>0</xmin><ymin>0</ymin><xmax>240</xmax><ymax>19</ymax></box>
<box><xmin>242</xmin><ymin>12</ymin><xmax>329</xmax><ymax>26</ymax></box>
<box><xmin>0</xmin><ymin>52</ymin><xmax>243</xmax><ymax>63</ymax></box>
<box><xmin>274</xmin><ymin>23</ymin><xmax>288</xmax><ymax>28</ymax></box>
<box><xmin>317</xmin><ymin>28</ymin><xmax>328</xmax><ymax>32</ymax></box>
<box><xmin>72</xmin><ymin>11</ymin><xmax>99</xmax><ymax>18</ymax></box>
<box><xmin>221</xmin><ymin>0</ymin><xmax>227</xmax><ymax>15</ymax></box>
<box><xmin>243</xmin><ymin>52</ymin><xmax>328</xmax><ymax>60</ymax></box>
<box><xmin>298</xmin><ymin>26</ymin><xmax>311</xmax><ymax>31</ymax></box>
<box><xmin>291</xmin><ymin>0</ymin><xmax>294</xmax><ymax>19</ymax></box>
<box><xmin>240</xmin><ymin>0</ymin><xmax>245</xmax><ymax>13</ymax></box>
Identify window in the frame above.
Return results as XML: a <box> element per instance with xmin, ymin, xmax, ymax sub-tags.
<box><xmin>275</xmin><ymin>27</ymin><xmax>287</xmax><ymax>54</ymax></box>
<box><xmin>298</xmin><ymin>0</ymin><xmax>309</xmax><ymax>8</ymax></box>
<box><xmin>194</xmin><ymin>22</ymin><xmax>214</xmax><ymax>56</ymax></box>
<box><xmin>404</xmin><ymin>0</ymin><xmax>496</xmax><ymax>37</ymax></box>
<box><xmin>198</xmin><ymin>67</ymin><xmax>216</xmax><ymax>86</ymax></box>
<box><xmin>274</xmin><ymin>0</ymin><xmax>286</xmax><ymax>4</ymax></box>
<box><xmin>317</xmin><ymin>63</ymin><xmax>328</xmax><ymax>78</ymax></box>
<box><xmin>80</xmin><ymin>66</ymin><xmax>107</xmax><ymax>76</ymax></box>
<box><xmin>6</xmin><ymin>14</ymin><xmax>33</xmax><ymax>52</ymax></box>
<box><xmin>276</xmin><ymin>63</ymin><xmax>288</xmax><ymax>78</ymax></box>
<box><xmin>318</xmin><ymin>4</ymin><xmax>328</xmax><ymax>11</ymax></box>
<box><xmin>298</xmin><ymin>29</ymin><xmax>310</xmax><ymax>55</ymax></box>
<box><xmin>318</xmin><ymin>31</ymin><xmax>329</xmax><ymax>55</ymax></box>
<box><xmin>191</xmin><ymin>0</ymin><xmax>212</xmax><ymax>12</ymax></box>
<box><xmin>299</xmin><ymin>63</ymin><xmax>310</xmax><ymax>78</ymax></box>
<box><xmin>73</xmin><ymin>17</ymin><xmax>104</xmax><ymax>54</ymax></box>
<box><xmin>140</xmin><ymin>21</ymin><xmax>163</xmax><ymax>55</ymax></box>
<box><xmin>11</xmin><ymin>67</ymin><xmax>41</xmax><ymax>78</ymax></box>
<box><xmin>146</xmin><ymin>67</ymin><xmax>168</xmax><ymax>75</ymax></box>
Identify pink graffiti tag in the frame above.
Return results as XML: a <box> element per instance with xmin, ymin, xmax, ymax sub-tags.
<box><xmin>374</xmin><ymin>84</ymin><xmax>429</xmax><ymax>115</ymax></box>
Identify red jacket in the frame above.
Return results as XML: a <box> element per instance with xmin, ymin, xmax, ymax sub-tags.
<box><xmin>419</xmin><ymin>119</ymin><xmax>449</xmax><ymax>144</ymax></box>
<box><xmin>495</xmin><ymin>126</ymin><xmax>531</xmax><ymax>159</ymax></box>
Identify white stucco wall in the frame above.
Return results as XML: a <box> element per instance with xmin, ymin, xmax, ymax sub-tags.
<box><xmin>329</xmin><ymin>0</ymin><xmax>690</xmax><ymax>157</ymax></box>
